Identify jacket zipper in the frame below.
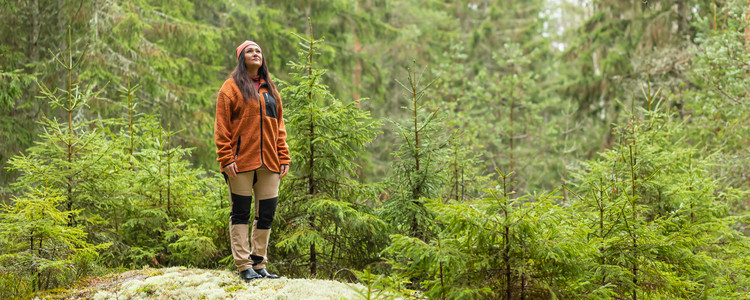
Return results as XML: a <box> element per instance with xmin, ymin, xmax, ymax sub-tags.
<box><xmin>258</xmin><ymin>91</ymin><xmax>264</xmax><ymax>167</ymax></box>
<box><xmin>235</xmin><ymin>136</ymin><xmax>241</xmax><ymax>160</ymax></box>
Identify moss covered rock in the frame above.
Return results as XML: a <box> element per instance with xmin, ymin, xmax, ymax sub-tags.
<box><xmin>36</xmin><ymin>267</ymin><xmax>368</xmax><ymax>300</ymax></box>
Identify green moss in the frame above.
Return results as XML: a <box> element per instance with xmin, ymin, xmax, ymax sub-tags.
<box><xmin>223</xmin><ymin>285</ymin><xmax>244</xmax><ymax>293</ymax></box>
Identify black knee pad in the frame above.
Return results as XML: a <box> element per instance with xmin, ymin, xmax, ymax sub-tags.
<box><xmin>255</xmin><ymin>197</ymin><xmax>278</xmax><ymax>229</ymax></box>
<box><xmin>230</xmin><ymin>194</ymin><xmax>252</xmax><ymax>225</ymax></box>
<box><xmin>250</xmin><ymin>255</ymin><xmax>264</xmax><ymax>266</ymax></box>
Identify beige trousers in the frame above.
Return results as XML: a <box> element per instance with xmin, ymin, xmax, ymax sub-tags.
<box><xmin>227</xmin><ymin>166</ymin><xmax>280</xmax><ymax>271</ymax></box>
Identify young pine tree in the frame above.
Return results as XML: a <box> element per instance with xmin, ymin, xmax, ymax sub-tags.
<box><xmin>428</xmin><ymin>40</ymin><xmax>491</xmax><ymax>201</ymax></box>
<box><xmin>379</xmin><ymin>62</ymin><xmax>448</xmax><ymax>241</ymax></box>
<box><xmin>682</xmin><ymin>0</ymin><xmax>750</xmax><ymax>208</ymax></box>
<box><xmin>1</xmin><ymin>27</ymin><xmax>110</xmax><ymax>298</ymax></box>
<box><xmin>488</xmin><ymin>42</ymin><xmax>563</xmax><ymax>194</ymax></box>
<box><xmin>0</xmin><ymin>187</ymin><xmax>107</xmax><ymax>298</ymax></box>
<box><xmin>100</xmin><ymin>76</ymin><xmax>226</xmax><ymax>268</ymax></box>
<box><xmin>275</xmin><ymin>22</ymin><xmax>387</xmax><ymax>278</ymax></box>
<box><xmin>567</xmin><ymin>86</ymin><xmax>750</xmax><ymax>298</ymax></box>
<box><xmin>384</xmin><ymin>171</ymin><xmax>587</xmax><ymax>299</ymax></box>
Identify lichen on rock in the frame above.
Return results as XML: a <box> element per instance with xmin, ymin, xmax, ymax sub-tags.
<box><xmin>46</xmin><ymin>267</ymin><xmax>368</xmax><ymax>300</ymax></box>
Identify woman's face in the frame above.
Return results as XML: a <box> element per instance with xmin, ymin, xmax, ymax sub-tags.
<box><xmin>244</xmin><ymin>45</ymin><xmax>263</xmax><ymax>72</ymax></box>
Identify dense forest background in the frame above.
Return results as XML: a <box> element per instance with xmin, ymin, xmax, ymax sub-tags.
<box><xmin>1</xmin><ymin>0</ymin><xmax>749</xmax><ymax>299</ymax></box>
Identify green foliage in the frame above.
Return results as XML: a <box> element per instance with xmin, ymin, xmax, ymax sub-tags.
<box><xmin>1</xmin><ymin>1</ymin><xmax>749</xmax><ymax>299</ymax></box>
<box><xmin>489</xmin><ymin>42</ymin><xmax>567</xmax><ymax>193</ymax></box>
<box><xmin>275</xmin><ymin>24</ymin><xmax>387</xmax><ymax>278</ymax></box>
<box><xmin>0</xmin><ymin>68</ymin><xmax>38</xmax><ymax>192</ymax></box>
<box><xmin>0</xmin><ymin>69</ymin><xmax>35</xmax><ymax>109</ymax></box>
<box><xmin>0</xmin><ymin>187</ymin><xmax>107</xmax><ymax>298</ymax></box>
<box><xmin>0</xmin><ymin>29</ymin><xmax>115</xmax><ymax>297</ymax></box>
<box><xmin>82</xmin><ymin>0</ymin><xmax>225</xmax><ymax>169</ymax></box>
<box><xmin>95</xmin><ymin>78</ymin><xmax>227</xmax><ymax>269</ymax></box>
<box><xmin>1</xmin><ymin>27</ymin><xmax>229</xmax><ymax>298</ymax></box>
<box><xmin>383</xmin><ymin>89</ymin><xmax>750</xmax><ymax>298</ymax></box>
<box><xmin>385</xmin><ymin>173</ymin><xmax>588</xmax><ymax>299</ymax></box>
<box><xmin>350</xmin><ymin>265</ymin><xmax>420</xmax><ymax>300</ymax></box>
<box><xmin>165</xmin><ymin>220</ymin><xmax>218</xmax><ymax>267</ymax></box>
<box><xmin>427</xmin><ymin>41</ymin><xmax>491</xmax><ymax>201</ymax></box>
<box><xmin>379</xmin><ymin>62</ymin><xmax>448</xmax><ymax>241</ymax></box>
<box><xmin>682</xmin><ymin>0</ymin><xmax>750</xmax><ymax>206</ymax></box>
<box><xmin>566</xmin><ymin>87</ymin><xmax>750</xmax><ymax>298</ymax></box>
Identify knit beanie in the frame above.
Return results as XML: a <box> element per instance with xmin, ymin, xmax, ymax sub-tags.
<box><xmin>236</xmin><ymin>40</ymin><xmax>260</xmax><ymax>60</ymax></box>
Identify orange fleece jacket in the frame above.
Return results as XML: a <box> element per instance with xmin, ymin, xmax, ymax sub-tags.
<box><xmin>215</xmin><ymin>77</ymin><xmax>291</xmax><ymax>173</ymax></box>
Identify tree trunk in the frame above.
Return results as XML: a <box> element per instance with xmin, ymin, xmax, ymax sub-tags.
<box><xmin>629</xmin><ymin>144</ymin><xmax>638</xmax><ymax>300</ymax></box>
<box><xmin>128</xmin><ymin>75</ymin><xmax>135</xmax><ymax>162</ymax></box>
<box><xmin>158</xmin><ymin>150</ymin><xmax>162</xmax><ymax>207</ymax></box>
<box><xmin>461</xmin><ymin>168</ymin><xmax>465</xmax><ymax>201</ymax></box>
<box><xmin>502</xmin><ymin>175</ymin><xmax>512</xmax><ymax>300</ymax></box>
<box><xmin>329</xmin><ymin>225</ymin><xmax>339</xmax><ymax>279</ymax></box>
<box><xmin>58</xmin><ymin>0</ymin><xmax>65</xmax><ymax>58</ymax></box>
<box><xmin>438</xmin><ymin>236</ymin><xmax>445</xmax><ymax>300</ymax></box>
<box><xmin>65</xmin><ymin>28</ymin><xmax>74</xmax><ymax>226</ymax></box>
<box><xmin>309</xmin><ymin>115</ymin><xmax>314</xmax><ymax>195</ymax></box>
<box><xmin>29</xmin><ymin>0</ymin><xmax>40</xmax><ymax>67</ymax></box>
<box><xmin>353</xmin><ymin>9</ymin><xmax>362</xmax><ymax>102</ymax></box>
<box><xmin>307</xmin><ymin>21</ymin><xmax>316</xmax><ymax>196</ymax></box>
<box><xmin>413</xmin><ymin>82</ymin><xmax>420</xmax><ymax>172</ymax></box>
<box><xmin>508</xmin><ymin>84</ymin><xmax>515</xmax><ymax>194</ymax></box>
<box><xmin>310</xmin><ymin>241</ymin><xmax>317</xmax><ymax>276</ymax></box>
<box><xmin>167</xmin><ymin>127</ymin><xmax>171</xmax><ymax>217</ymax></box>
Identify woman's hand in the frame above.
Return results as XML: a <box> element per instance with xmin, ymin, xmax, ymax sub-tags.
<box><xmin>223</xmin><ymin>162</ymin><xmax>238</xmax><ymax>178</ymax></box>
<box><xmin>279</xmin><ymin>164</ymin><xmax>289</xmax><ymax>178</ymax></box>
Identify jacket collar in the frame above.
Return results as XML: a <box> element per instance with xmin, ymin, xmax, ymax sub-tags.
<box><xmin>258</xmin><ymin>78</ymin><xmax>270</xmax><ymax>91</ymax></box>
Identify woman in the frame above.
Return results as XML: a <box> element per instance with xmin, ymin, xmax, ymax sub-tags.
<box><xmin>215</xmin><ymin>40</ymin><xmax>290</xmax><ymax>282</ymax></box>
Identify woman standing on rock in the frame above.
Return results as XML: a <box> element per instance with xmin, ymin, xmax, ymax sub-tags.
<box><xmin>214</xmin><ymin>40</ymin><xmax>290</xmax><ymax>282</ymax></box>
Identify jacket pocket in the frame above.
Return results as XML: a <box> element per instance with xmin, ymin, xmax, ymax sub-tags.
<box><xmin>263</xmin><ymin>93</ymin><xmax>277</xmax><ymax>119</ymax></box>
<box><xmin>235</xmin><ymin>136</ymin><xmax>241</xmax><ymax>159</ymax></box>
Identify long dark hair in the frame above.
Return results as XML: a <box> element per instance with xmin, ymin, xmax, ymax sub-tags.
<box><xmin>231</xmin><ymin>46</ymin><xmax>282</xmax><ymax>103</ymax></box>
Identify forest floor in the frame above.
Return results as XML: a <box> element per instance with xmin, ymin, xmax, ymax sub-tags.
<box><xmin>33</xmin><ymin>266</ymin><xmax>374</xmax><ymax>299</ymax></box>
